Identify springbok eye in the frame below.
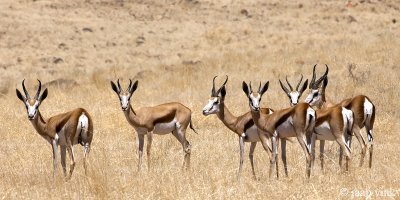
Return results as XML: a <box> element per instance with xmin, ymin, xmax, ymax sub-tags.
<box><xmin>313</xmin><ymin>92</ymin><xmax>318</xmax><ymax>97</ymax></box>
<box><xmin>213</xmin><ymin>101</ymin><xmax>219</xmax><ymax>105</ymax></box>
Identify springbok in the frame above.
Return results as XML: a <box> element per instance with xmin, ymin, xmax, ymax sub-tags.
<box><xmin>242</xmin><ymin>81</ymin><xmax>316</xmax><ymax>178</ymax></box>
<box><xmin>16</xmin><ymin>80</ymin><xmax>93</xmax><ymax>178</ymax></box>
<box><xmin>304</xmin><ymin>65</ymin><xmax>375</xmax><ymax>168</ymax></box>
<box><xmin>279</xmin><ymin>73</ymin><xmax>354</xmax><ymax>172</ymax></box>
<box><xmin>110</xmin><ymin>79</ymin><xmax>197</xmax><ymax>171</ymax></box>
<box><xmin>202</xmin><ymin>76</ymin><xmax>274</xmax><ymax>180</ymax></box>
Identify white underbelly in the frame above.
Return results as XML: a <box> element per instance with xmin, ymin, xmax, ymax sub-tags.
<box><xmin>276</xmin><ymin>117</ymin><xmax>296</xmax><ymax>138</ymax></box>
<box><xmin>244</xmin><ymin>125</ymin><xmax>261</xmax><ymax>142</ymax></box>
<box><xmin>315</xmin><ymin>122</ymin><xmax>335</xmax><ymax>141</ymax></box>
<box><xmin>153</xmin><ymin>120</ymin><xmax>177</xmax><ymax>135</ymax></box>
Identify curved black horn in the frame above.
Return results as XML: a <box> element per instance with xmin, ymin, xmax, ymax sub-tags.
<box><xmin>313</xmin><ymin>64</ymin><xmax>329</xmax><ymax>89</ymax></box>
<box><xmin>216</xmin><ymin>75</ymin><xmax>229</xmax><ymax>94</ymax></box>
<box><xmin>296</xmin><ymin>74</ymin><xmax>303</xmax><ymax>91</ymax></box>
<box><xmin>257</xmin><ymin>81</ymin><xmax>262</xmax><ymax>93</ymax></box>
<box><xmin>22</xmin><ymin>79</ymin><xmax>30</xmax><ymax>99</ymax></box>
<box><xmin>310</xmin><ymin>64</ymin><xmax>317</xmax><ymax>89</ymax></box>
<box><xmin>211</xmin><ymin>76</ymin><xmax>218</xmax><ymax>96</ymax></box>
<box><xmin>285</xmin><ymin>76</ymin><xmax>293</xmax><ymax>91</ymax></box>
<box><xmin>34</xmin><ymin>79</ymin><xmax>42</xmax><ymax>100</ymax></box>
<box><xmin>127</xmin><ymin>79</ymin><xmax>133</xmax><ymax>92</ymax></box>
<box><xmin>249</xmin><ymin>81</ymin><xmax>253</xmax><ymax>92</ymax></box>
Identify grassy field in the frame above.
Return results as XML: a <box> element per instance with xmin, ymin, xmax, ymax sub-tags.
<box><xmin>0</xmin><ymin>0</ymin><xmax>399</xmax><ymax>199</ymax></box>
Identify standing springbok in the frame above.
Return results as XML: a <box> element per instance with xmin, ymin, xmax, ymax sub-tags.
<box><xmin>279</xmin><ymin>73</ymin><xmax>354</xmax><ymax>172</ymax></box>
<box><xmin>110</xmin><ymin>79</ymin><xmax>197</xmax><ymax>171</ymax></box>
<box><xmin>16</xmin><ymin>80</ymin><xmax>93</xmax><ymax>178</ymax></box>
<box><xmin>242</xmin><ymin>81</ymin><xmax>316</xmax><ymax>178</ymax></box>
<box><xmin>202</xmin><ymin>76</ymin><xmax>274</xmax><ymax>180</ymax></box>
<box><xmin>304</xmin><ymin>65</ymin><xmax>375</xmax><ymax>168</ymax></box>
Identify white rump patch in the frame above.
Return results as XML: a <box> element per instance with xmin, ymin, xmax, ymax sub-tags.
<box><xmin>75</xmin><ymin>113</ymin><xmax>89</xmax><ymax>144</ymax></box>
<box><xmin>364</xmin><ymin>98</ymin><xmax>373</xmax><ymax>115</ymax></box>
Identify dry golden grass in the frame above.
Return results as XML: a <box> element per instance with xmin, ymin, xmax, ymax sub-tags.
<box><xmin>0</xmin><ymin>0</ymin><xmax>399</xmax><ymax>199</ymax></box>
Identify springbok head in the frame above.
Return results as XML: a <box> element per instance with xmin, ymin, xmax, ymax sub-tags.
<box><xmin>111</xmin><ymin>79</ymin><xmax>138</xmax><ymax>111</ymax></box>
<box><xmin>202</xmin><ymin>75</ymin><xmax>228</xmax><ymax>116</ymax></box>
<box><xmin>16</xmin><ymin>79</ymin><xmax>48</xmax><ymax>120</ymax></box>
<box><xmin>242</xmin><ymin>81</ymin><xmax>269</xmax><ymax>112</ymax></box>
<box><xmin>304</xmin><ymin>64</ymin><xmax>329</xmax><ymax>107</ymax></box>
<box><xmin>279</xmin><ymin>75</ymin><xmax>308</xmax><ymax>106</ymax></box>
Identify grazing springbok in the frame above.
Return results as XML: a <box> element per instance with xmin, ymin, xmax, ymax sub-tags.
<box><xmin>304</xmin><ymin>65</ymin><xmax>376</xmax><ymax>168</ymax></box>
<box><xmin>202</xmin><ymin>76</ymin><xmax>274</xmax><ymax>180</ymax></box>
<box><xmin>279</xmin><ymin>73</ymin><xmax>354</xmax><ymax>172</ymax></box>
<box><xmin>242</xmin><ymin>81</ymin><xmax>316</xmax><ymax>178</ymax></box>
<box><xmin>16</xmin><ymin>80</ymin><xmax>93</xmax><ymax>178</ymax></box>
<box><xmin>110</xmin><ymin>79</ymin><xmax>197</xmax><ymax>171</ymax></box>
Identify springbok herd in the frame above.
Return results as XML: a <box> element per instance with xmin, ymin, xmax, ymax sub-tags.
<box><xmin>16</xmin><ymin>64</ymin><xmax>375</xmax><ymax>180</ymax></box>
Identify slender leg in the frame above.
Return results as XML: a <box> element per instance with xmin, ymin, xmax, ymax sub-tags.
<box><xmin>296</xmin><ymin>134</ymin><xmax>312</xmax><ymax>178</ymax></box>
<box><xmin>83</xmin><ymin>142</ymin><xmax>90</xmax><ymax>175</ymax></box>
<box><xmin>60</xmin><ymin>146</ymin><xmax>67</xmax><ymax>177</ymax></box>
<box><xmin>249</xmin><ymin>142</ymin><xmax>257</xmax><ymax>179</ymax></box>
<box><xmin>66</xmin><ymin>143</ymin><xmax>76</xmax><ymax>179</ymax></box>
<box><xmin>319</xmin><ymin>140</ymin><xmax>325</xmax><ymax>171</ymax></box>
<box><xmin>281</xmin><ymin>139</ymin><xmax>288</xmax><ymax>177</ymax></box>
<box><xmin>51</xmin><ymin>139</ymin><xmax>58</xmax><ymax>177</ymax></box>
<box><xmin>258</xmin><ymin>134</ymin><xmax>275</xmax><ymax>178</ymax></box>
<box><xmin>367</xmin><ymin>129</ymin><xmax>374</xmax><ymax>168</ymax></box>
<box><xmin>310</xmin><ymin>134</ymin><xmax>316</xmax><ymax>170</ymax></box>
<box><xmin>172</xmin><ymin>128</ymin><xmax>191</xmax><ymax>170</ymax></box>
<box><xmin>274</xmin><ymin>136</ymin><xmax>279</xmax><ymax>179</ymax></box>
<box><xmin>147</xmin><ymin>132</ymin><xmax>153</xmax><ymax>171</ymax></box>
<box><xmin>138</xmin><ymin>134</ymin><xmax>145</xmax><ymax>172</ymax></box>
<box><xmin>238</xmin><ymin>136</ymin><xmax>244</xmax><ymax>180</ymax></box>
<box><xmin>352</xmin><ymin>126</ymin><xmax>366</xmax><ymax>167</ymax></box>
<box><xmin>335</xmin><ymin>136</ymin><xmax>351</xmax><ymax>171</ymax></box>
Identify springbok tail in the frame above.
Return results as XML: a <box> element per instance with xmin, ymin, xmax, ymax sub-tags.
<box><xmin>189</xmin><ymin>118</ymin><xmax>198</xmax><ymax>134</ymax></box>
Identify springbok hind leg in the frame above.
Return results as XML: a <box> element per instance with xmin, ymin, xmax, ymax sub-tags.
<box><xmin>66</xmin><ymin>143</ymin><xmax>76</xmax><ymax>179</ymax></box>
<box><xmin>83</xmin><ymin>142</ymin><xmax>90</xmax><ymax>175</ymax></box>
<box><xmin>172</xmin><ymin>128</ymin><xmax>191</xmax><ymax>170</ymax></box>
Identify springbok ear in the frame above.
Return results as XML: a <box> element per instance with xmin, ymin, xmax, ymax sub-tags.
<box><xmin>110</xmin><ymin>81</ymin><xmax>119</xmax><ymax>94</ymax></box>
<box><xmin>16</xmin><ymin>89</ymin><xmax>25</xmax><ymax>102</ymax></box>
<box><xmin>39</xmin><ymin>88</ymin><xmax>48</xmax><ymax>102</ymax></box>
<box><xmin>242</xmin><ymin>81</ymin><xmax>250</xmax><ymax>96</ymax></box>
<box><xmin>220</xmin><ymin>86</ymin><xmax>226</xmax><ymax>97</ymax></box>
<box><xmin>129</xmin><ymin>80</ymin><xmax>138</xmax><ymax>94</ymax></box>
<box><xmin>259</xmin><ymin>81</ymin><xmax>269</xmax><ymax>96</ymax></box>
<box><xmin>300</xmin><ymin>79</ymin><xmax>308</xmax><ymax>95</ymax></box>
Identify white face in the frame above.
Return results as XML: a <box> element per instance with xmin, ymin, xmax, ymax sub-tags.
<box><xmin>288</xmin><ymin>91</ymin><xmax>300</xmax><ymax>106</ymax></box>
<box><xmin>202</xmin><ymin>97</ymin><xmax>220</xmax><ymax>115</ymax></box>
<box><xmin>249</xmin><ymin>93</ymin><xmax>261</xmax><ymax>111</ymax></box>
<box><xmin>119</xmin><ymin>93</ymin><xmax>131</xmax><ymax>111</ymax></box>
<box><xmin>24</xmin><ymin>100</ymin><xmax>40</xmax><ymax>120</ymax></box>
<box><xmin>304</xmin><ymin>89</ymin><xmax>321</xmax><ymax>107</ymax></box>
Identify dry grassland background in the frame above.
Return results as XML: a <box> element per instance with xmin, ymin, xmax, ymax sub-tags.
<box><xmin>0</xmin><ymin>0</ymin><xmax>399</xmax><ymax>199</ymax></box>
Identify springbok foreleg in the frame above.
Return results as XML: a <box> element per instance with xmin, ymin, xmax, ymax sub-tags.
<box><xmin>249</xmin><ymin>142</ymin><xmax>257</xmax><ymax>179</ymax></box>
<box><xmin>138</xmin><ymin>134</ymin><xmax>145</xmax><ymax>172</ymax></box>
<box><xmin>51</xmin><ymin>139</ymin><xmax>58</xmax><ymax>177</ymax></box>
<box><xmin>147</xmin><ymin>131</ymin><xmax>153</xmax><ymax>171</ymax></box>
<box><xmin>238</xmin><ymin>136</ymin><xmax>244</xmax><ymax>180</ymax></box>
<box><xmin>280</xmin><ymin>139</ymin><xmax>288</xmax><ymax>177</ymax></box>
